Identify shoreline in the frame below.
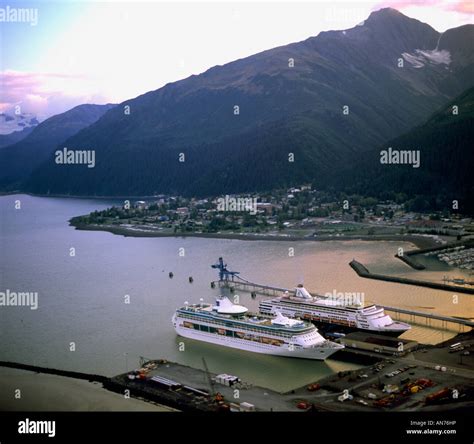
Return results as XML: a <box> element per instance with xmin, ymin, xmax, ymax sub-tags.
<box><xmin>0</xmin><ymin>191</ymin><xmax>157</xmax><ymax>200</ymax></box>
<box><xmin>0</xmin><ymin>192</ymin><xmax>464</xmax><ymax>251</ymax></box>
<box><xmin>70</xmin><ymin>222</ymin><xmax>440</xmax><ymax>249</ymax></box>
<box><xmin>0</xmin><ymin>192</ymin><xmax>463</xmax><ymax>252</ymax></box>
<box><xmin>2</xmin><ymin>328</ymin><xmax>472</xmax><ymax>412</ymax></box>
<box><xmin>0</xmin><ymin>367</ymin><xmax>176</xmax><ymax>412</ymax></box>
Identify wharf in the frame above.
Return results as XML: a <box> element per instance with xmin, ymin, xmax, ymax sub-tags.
<box><xmin>104</xmin><ymin>334</ymin><xmax>474</xmax><ymax>412</ymax></box>
<box><xmin>213</xmin><ymin>274</ymin><xmax>474</xmax><ymax>330</ymax></box>
<box><xmin>104</xmin><ymin>359</ymin><xmax>300</xmax><ymax>412</ymax></box>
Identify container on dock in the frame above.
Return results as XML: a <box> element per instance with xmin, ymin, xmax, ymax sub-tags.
<box><xmin>216</xmin><ymin>373</ymin><xmax>240</xmax><ymax>386</ymax></box>
<box><xmin>149</xmin><ymin>375</ymin><xmax>181</xmax><ymax>390</ymax></box>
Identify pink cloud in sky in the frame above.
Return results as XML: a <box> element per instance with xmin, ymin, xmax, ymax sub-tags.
<box><xmin>446</xmin><ymin>0</ymin><xmax>474</xmax><ymax>13</ymax></box>
<box><xmin>2</xmin><ymin>2</ymin><xmax>471</xmax><ymax>122</ymax></box>
<box><xmin>375</xmin><ymin>0</ymin><xmax>474</xmax><ymax>15</ymax></box>
<box><xmin>0</xmin><ymin>70</ymin><xmax>109</xmax><ymax>120</ymax></box>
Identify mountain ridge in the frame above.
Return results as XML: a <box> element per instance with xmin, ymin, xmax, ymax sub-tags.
<box><xmin>4</xmin><ymin>8</ymin><xmax>474</xmax><ymax>198</ymax></box>
<box><xmin>340</xmin><ymin>86</ymin><xmax>474</xmax><ymax>213</ymax></box>
<box><xmin>0</xmin><ymin>103</ymin><xmax>116</xmax><ymax>189</ymax></box>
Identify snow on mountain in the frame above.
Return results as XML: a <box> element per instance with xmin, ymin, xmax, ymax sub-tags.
<box><xmin>402</xmin><ymin>49</ymin><xmax>451</xmax><ymax>68</ymax></box>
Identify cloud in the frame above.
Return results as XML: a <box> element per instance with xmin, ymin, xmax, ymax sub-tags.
<box><xmin>445</xmin><ymin>0</ymin><xmax>474</xmax><ymax>14</ymax></box>
<box><xmin>0</xmin><ymin>70</ymin><xmax>110</xmax><ymax>120</ymax></box>
<box><xmin>372</xmin><ymin>0</ymin><xmax>474</xmax><ymax>32</ymax></box>
<box><xmin>3</xmin><ymin>2</ymin><xmax>471</xmax><ymax>122</ymax></box>
<box><xmin>375</xmin><ymin>0</ymin><xmax>474</xmax><ymax>14</ymax></box>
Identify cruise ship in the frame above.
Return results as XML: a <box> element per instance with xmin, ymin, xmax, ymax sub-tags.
<box><xmin>259</xmin><ymin>285</ymin><xmax>411</xmax><ymax>337</ymax></box>
<box><xmin>172</xmin><ymin>296</ymin><xmax>344</xmax><ymax>360</ymax></box>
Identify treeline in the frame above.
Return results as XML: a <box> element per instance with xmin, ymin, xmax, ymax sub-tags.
<box><xmin>21</xmin><ymin>88</ymin><xmax>474</xmax><ymax>216</ymax></box>
<box><xmin>335</xmin><ymin>87</ymin><xmax>474</xmax><ymax>214</ymax></box>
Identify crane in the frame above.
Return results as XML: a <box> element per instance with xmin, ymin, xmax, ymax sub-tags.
<box><xmin>211</xmin><ymin>257</ymin><xmax>240</xmax><ymax>281</ymax></box>
<box><xmin>202</xmin><ymin>357</ymin><xmax>215</xmax><ymax>397</ymax></box>
<box><xmin>202</xmin><ymin>357</ymin><xmax>223</xmax><ymax>404</ymax></box>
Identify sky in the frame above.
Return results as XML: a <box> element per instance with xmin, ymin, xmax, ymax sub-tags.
<box><xmin>1</xmin><ymin>0</ymin><xmax>473</xmax><ymax>121</ymax></box>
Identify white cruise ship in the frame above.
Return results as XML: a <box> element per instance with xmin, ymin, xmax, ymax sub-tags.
<box><xmin>172</xmin><ymin>296</ymin><xmax>344</xmax><ymax>360</ymax></box>
<box><xmin>259</xmin><ymin>285</ymin><xmax>410</xmax><ymax>337</ymax></box>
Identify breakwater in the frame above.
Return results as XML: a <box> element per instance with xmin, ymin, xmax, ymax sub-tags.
<box><xmin>0</xmin><ymin>361</ymin><xmax>107</xmax><ymax>383</ymax></box>
<box><xmin>350</xmin><ymin>260</ymin><xmax>474</xmax><ymax>295</ymax></box>
<box><xmin>394</xmin><ymin>239</ymin><xmax>474</xmax><ymax>270</ymax></box>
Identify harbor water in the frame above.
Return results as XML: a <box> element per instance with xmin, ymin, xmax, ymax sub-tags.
<box><xmin>1</xmin><ymin>195</ymin><xmax>472</xmax><ymax>392</ymax></box>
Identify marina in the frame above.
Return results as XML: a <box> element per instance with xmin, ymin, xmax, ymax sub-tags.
<box><xmin>393</xmin><ymin>240</ymin><xmax>474</xmax><ymax>270</ymax></box>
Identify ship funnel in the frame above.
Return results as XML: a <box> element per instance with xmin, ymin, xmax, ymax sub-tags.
<box><xmin>295</xmin><ymin>286</ymin><xmax>312</xmax><ymax>300</ymax></box>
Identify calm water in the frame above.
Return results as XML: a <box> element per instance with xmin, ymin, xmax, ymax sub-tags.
<box><xmin>1</xmin><ymin>195</ymin><xmax>472</xmax><ymax>391</ymax></box>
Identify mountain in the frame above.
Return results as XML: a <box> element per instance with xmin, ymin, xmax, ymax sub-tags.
<box><xmin>0</xmin><ymin>126</ymin><xmax>35</xmax><ymax>149</ymax></box>
<box><xmin>0</xmin><ymin>103</ymin><xmax>115</xmax><ymax>190</ymax></box>
<box><xmin>341</xmin><ymin>87</ymin><xmax>474</xmax><ymax>213</ymax></box>
<box><xmin>21</xmin><ymin>8</ymin><xmax>474</xmax><ymax>196</ymax></box>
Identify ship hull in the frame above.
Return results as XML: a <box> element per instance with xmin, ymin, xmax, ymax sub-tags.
<box><xmin>173</xmin><ymin>316</ymin><xmax>342</xmax><ymax>360</ymax></box>
<box><xmin>313</xmin><ymin>321</ymin><xmax>407</xmax><ymax>338</ymax></box>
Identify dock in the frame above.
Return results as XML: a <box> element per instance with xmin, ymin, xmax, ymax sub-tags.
<box><xmin>104</xmin><ymin>359</ymin><xmax>300</xmax><ymax>412</ymax></box>
<box><xmin>211</xmin><ymin>274</ymin><xmax>474</xmax><ymax>331</ymax></box>
<box><xmin>381</xmin><ymin>305</ymin><xmax>474</xmax><ymax>329</ymax></box>
<box><xmin>213</xmin><ymin>276</ymin><xmax>289</xmax><ymax>297</ymax></box>
<box><xmin>103</xmin><ymin>345</ymin><xmax>474</xmax><ymax>412</ymax></box>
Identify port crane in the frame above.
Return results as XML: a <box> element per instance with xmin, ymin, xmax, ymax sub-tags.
<box><xmin>202</xmin><ymin>357</ymin><xmax>223</xmax><ymax>404</ymax></box>
<box><xmin>202</xmin><ymin>357</ymin><xmax>215</xmax><ymax>396</ymax></box>
<box><xmin>211</xmin><ymin>257</ymin><xmax>240</xmax><ymax>281</ymax></box>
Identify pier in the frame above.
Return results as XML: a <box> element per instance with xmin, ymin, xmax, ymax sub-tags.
<box><xmin>213</xmin><ymin>277</ymin><xmax>289</xmax><ymax>297</ymax></box>
<box><xmin>381</xmin><ymin>305</ymin><xmax>474</xmax><ymax>330</ymax></box>
<box><xmin>105</xmin><ymin>360</ymin><xmax>298</xmax><ymax>412</ymax></box>
<box><xmin>211</xmin><ymin>270</ymin><xmax>474</xmax><ymax>331</ymax></box>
